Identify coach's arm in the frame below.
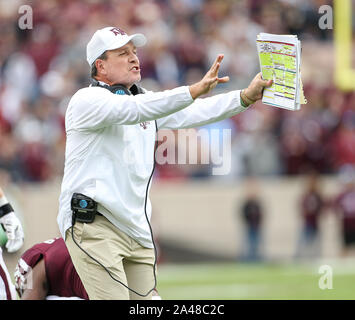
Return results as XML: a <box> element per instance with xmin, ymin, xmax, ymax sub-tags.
<box><xmin>157</xmin><ymin>73</ymin><xmax>272</xmax><ymax>130</ymax></box>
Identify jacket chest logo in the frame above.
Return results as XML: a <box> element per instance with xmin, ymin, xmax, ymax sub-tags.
<box><xmin>140</xmin><ymin>122</ymin><xmax>150</xmax><ymax>129</ymax></box>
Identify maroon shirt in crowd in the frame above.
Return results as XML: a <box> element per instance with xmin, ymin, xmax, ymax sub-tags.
<box><xmin>301</xmin><ymin>191</ymin><xmax>323</xmax><ymax>230</ymax></box>
<box><xmin>335</xmin><ymin>187</ymin><xmax>355</xmax><ymax>232</ymax></box>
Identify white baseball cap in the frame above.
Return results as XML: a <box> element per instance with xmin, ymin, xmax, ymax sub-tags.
<box><xmin>86</xmin><ymin>27</ymin><xmax>147</xmax><ymax>66</ymax></box>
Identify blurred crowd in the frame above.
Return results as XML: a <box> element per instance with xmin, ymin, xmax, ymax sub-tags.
<box><xmin>0</xmin><ymin>0</ymin><xmax>353</xmax><ymax>183</ymax></box>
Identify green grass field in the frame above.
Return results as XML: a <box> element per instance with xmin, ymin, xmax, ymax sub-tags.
<box><xmin>156</xmin><ymin>260</ymin><xmax>355</xmax><ymax>300</ymax></box>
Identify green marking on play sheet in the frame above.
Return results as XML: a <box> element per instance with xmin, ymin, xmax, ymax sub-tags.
<box><xmin>261</xmin><ymin>67</ymin><xmax>273</xmax><ymax>80</ymax></box>
<box><xmin>285</xmin><ymin>72</ymin><xmax>296</xmax><ymax>87</ymax></box>
<box><xmin>275</xmin><ymin>84</ymin><xmax>284</xmax><ymax>93</ymax></box>
<box><xmin>274</xmin><ymin>69</ymin><xmax>284</xmax><ymax>82</ymax></box>
<box><xmin>272</xmin><ymin>53</ymin><xmax>284</xmax><ymax>65</ymax></box>
<box><xmin>260</xmin><ymin>53</ymin><xmax>273</xmax><ymax>66</ymax></box>
<box><xmin>284</xmin><ymin>55</ymin><xmax>296</xmax><ymax>70</ymax></box>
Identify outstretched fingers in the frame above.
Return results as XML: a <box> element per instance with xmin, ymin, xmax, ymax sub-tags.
<box><xmin>210</xmin><ymin>54</ymin><xmax>224</xmax><ymax>75</ymax></box>
<box><xmin>218</xmin><ymin>76</ymin><xmax>230</xmax><ymax>83</ymax></box>
<box><xmin>209</xmin><ymin>54</ymin><xmax>230</xmax><ymax>86</ymax></box>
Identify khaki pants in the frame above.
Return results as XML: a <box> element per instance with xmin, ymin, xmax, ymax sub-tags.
<box><xmin>65</xmin><ymin>215</ymin><xmax>155</xmax><ymax>300</ymax></box>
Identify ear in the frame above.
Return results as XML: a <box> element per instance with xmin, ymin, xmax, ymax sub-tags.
<box><xmin>96</xmin><ymin>59</ymin><xmax>107</xmax><ymax>76</ymax></box>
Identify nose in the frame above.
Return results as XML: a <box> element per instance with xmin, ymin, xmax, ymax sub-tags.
<box><xmin>129</xmin><ymin>51</ymin><xmax>138</xmax><ymax>64</ymax></box>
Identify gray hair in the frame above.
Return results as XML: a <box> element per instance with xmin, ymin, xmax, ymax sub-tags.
<box><xmin>90</xmin><ymin>51</ymin><xmax>108</xmax><ymax>79</ymax></box>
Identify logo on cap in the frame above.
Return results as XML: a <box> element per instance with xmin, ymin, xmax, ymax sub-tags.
<box><xmin>110</xmin><ymin>27</ymin><xmax>126</xmax><ymax>36</ymax></box>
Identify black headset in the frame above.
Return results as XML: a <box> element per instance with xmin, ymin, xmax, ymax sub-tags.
<box><xmin>91</xmin><ymin>79</ymin><xmax>145</xmax><ymax>96</ymax></box>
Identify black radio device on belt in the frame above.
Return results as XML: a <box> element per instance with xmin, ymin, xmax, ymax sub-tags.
<box><xmin>71</xmin><ymin>193</ymin><xmax>98</xmax><ymax>223</ymax></box>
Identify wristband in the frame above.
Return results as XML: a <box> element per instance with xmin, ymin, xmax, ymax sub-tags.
<box><xmin>240</xmin><ymin>91</ymin><xmax>248</xmax><ymax>108</ymax></box>
<box><xmin>240</xmin><ymin>90</ymin><xmax>254</xmax><ymax>108</ymax></box>
<box><xmin>0</xmin><ymin>203</ymin><xmax>14</xmax><ymax>218</ymax></box>
<box><xmin>241</xmin><ymin>90</ymin><xmax>256</xmax><ymax>105</ymax></box>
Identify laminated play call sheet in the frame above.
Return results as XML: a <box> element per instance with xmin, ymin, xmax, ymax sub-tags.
<box><xmin>256</xmin><ymin>33</ymin><xmax>307</xmax><ymax>111</ymax></box>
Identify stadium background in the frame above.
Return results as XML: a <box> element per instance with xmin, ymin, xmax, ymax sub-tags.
<box><xmin>1</xmin><ymin>0</ymin><xmax>355</xmax><ymax>299</ymax></box>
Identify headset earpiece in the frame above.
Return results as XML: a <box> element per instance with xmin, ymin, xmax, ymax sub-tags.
<box><xmin>91</xmin><ymin>80</ymin><xmax>144</xmax><ymax>96</ymax></box>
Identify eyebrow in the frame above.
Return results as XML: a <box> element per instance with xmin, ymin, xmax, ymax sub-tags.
<box><xmin>117</xmin><ymin>45</ymin><xmax>137</xmax><ymax>52</ymax></box>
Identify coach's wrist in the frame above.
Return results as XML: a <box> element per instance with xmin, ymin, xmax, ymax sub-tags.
<box><xmin>189</xmin><ymin>82</ymin><xmax>203</xmax><ymax>100</ymax></box>
<box><xmin>240</xmin><ymin>89</ymin><xmax>255</xmax><ymax>107</ymax></box>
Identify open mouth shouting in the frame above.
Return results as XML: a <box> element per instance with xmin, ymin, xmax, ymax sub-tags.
<box><xmin>131</xmin><ymin>65</ymin><xmax>140</xmax><ymax>72</ymax></box>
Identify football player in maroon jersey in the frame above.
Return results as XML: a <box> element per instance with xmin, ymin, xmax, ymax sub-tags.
<box><xmin>14</xmin><ymin>237</ymin><xmax>88</xmax><ymax>300</ymax></box>
<box><xmin>14</xmin><ymin>237</ymin><xmax>161</xmax><ymax>300</ymax></box>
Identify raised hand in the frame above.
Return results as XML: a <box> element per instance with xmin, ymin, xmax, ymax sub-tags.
<box><xmin>189</xmin><ymin>54</ymin><xmax>230</xmax><ymax>99</ymax></box>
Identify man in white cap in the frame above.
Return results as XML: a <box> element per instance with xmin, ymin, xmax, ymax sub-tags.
<box><xmin>58</xmin><ymin>26</ymin><xmax>272</xmax><ymax>300</ymax></box>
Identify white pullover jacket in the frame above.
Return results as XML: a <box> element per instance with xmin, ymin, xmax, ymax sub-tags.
<box><xmin>57</xmin><ymin>84</ymin><xmax>246</xmax><ymax>248</ymax></box>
